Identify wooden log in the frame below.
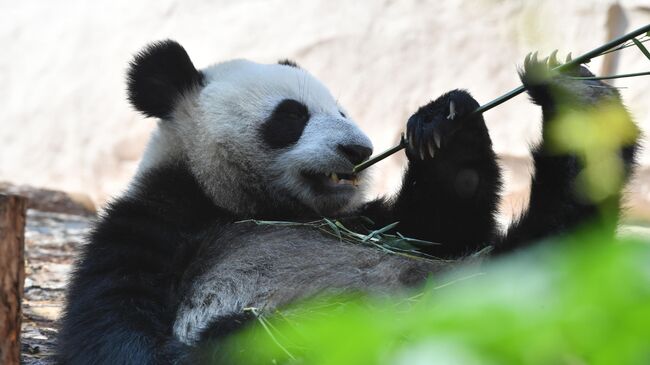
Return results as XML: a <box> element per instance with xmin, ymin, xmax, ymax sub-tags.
<box><xmin>0</xmin><ymin>194</ymin><xmax>27</xmax><ymax>365</ymax></box>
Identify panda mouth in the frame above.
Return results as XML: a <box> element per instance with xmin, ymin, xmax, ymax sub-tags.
<box><xmin>301</xmin><ymin>171</ymin><xmax>360</xmax><ymax>190</ymax></box>
<box><xmin>325</xmin><ymin>172</ymin><xmax>360</xmax><ymax>187</ymax></box>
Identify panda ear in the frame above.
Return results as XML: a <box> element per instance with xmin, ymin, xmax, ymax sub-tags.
<box><xmin>127</xmin><ymin>40</ymin><xmax>204</xmax><ymax>119</ymax></box>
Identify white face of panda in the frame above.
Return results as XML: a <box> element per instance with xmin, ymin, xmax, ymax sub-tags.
<box><xmin>131</xmin><ymin>42</ymin><xmax>373</xmax><ymax>217</ymax></box>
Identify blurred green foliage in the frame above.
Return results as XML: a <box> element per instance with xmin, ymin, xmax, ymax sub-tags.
<box><xmin>220</xmin><ymin>226</ymin><xmax>650</xmax><ymax>365</ymax></box>
<box><xmin>548</xmin><ymin>103</ymin><xmax>639</xmax><ymax>203</ymax></box>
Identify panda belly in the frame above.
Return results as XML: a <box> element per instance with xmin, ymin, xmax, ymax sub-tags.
<box><xmin>172</xmin><ymin>224</ymin><xmax>449</xmax><ymax>345</ymax></box>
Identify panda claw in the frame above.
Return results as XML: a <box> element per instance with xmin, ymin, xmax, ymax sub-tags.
<box><xmin>427</xmin><ymin>141</ymin><xmax>435</xmax><ymax>158</ymax></box>
<box><xmin>524</xmin><ymin>52</ymin><xmax>531</xmax><ymax>66</ymax></box>
<box><xmin>565</xmin><ymin>52</ymin><xmax>572</xmax><ymax>63</ymax></box>
<box><xmin>531</xmin><ymin>51</ymin><xmax>538</xmax><ymax>64</ymax></box>
<box><xmin>549</xmin><ymin>49</ymin><xmax>559</xmax><ymax>66</ymax></box>
<box><xmin>433</xmin><ymin>131</ymin><xmax>441</xmax><ymax>149</ymax></box>
<box><xmin>419</xmin><ymin>145</ymin><xmax>427</xmax><ymax>160</ymax></box>
<box><xmin>447</xmin><ymin>100</ymin><xmax>456</xmax><ymax>120</ymax></box>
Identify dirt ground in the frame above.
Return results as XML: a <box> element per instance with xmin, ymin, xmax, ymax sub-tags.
<box><xmin>21</xmin><ymin>210</ymin><xmax>91</xmax><ymax>365</ymax></box>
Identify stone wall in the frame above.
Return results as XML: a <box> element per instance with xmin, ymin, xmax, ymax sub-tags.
<box><xmin>1</xmin><ymin>0</ymin><xmax>649</xmax><ymax>222</ymax></box>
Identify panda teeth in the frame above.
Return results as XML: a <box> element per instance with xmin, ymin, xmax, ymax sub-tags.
<box><xmin>326</xmin><ymin>172</ymin><xmax>359</xmax><ymax>187</ymax></box>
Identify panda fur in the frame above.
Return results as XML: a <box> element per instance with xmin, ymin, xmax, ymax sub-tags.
<box><xmin>57</xmin><ymin>40</ymin><xmax>638</xmax><ymax>364</ymax></box>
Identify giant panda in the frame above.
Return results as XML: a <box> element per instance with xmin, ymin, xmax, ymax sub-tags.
<box><xmin>57</xmin><ymin>40</ymin><xmax>638</xmax><ymax>364</ymax></box>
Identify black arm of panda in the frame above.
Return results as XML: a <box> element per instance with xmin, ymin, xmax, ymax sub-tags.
<box><xmin>57</xmin><ymin>164</ymin><xmax>224</xmax><ymax>365</ymax></box>
<box><xmin>360</xmin><ymin>58</ymin><xmax>639</xmax><ymax>258</ymax></box>
<box><xmin>360</xmin><ymin>90</ymin><xmax>503</xmax><ymax>258</ymax></box>
<box><xmin>496</xmin><ymin>58</ymin><xmax>639</xmax><ymax>253</ymax></box>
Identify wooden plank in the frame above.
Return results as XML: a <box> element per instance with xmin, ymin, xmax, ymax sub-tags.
<box><xmin>0</xmin><ymin>194</ymin><xmax>27</xmax><ymax>365</ymax></box>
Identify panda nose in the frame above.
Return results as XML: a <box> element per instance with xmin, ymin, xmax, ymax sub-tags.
<box><xmin>337</xmin><ymin>144</ymin><xmax>373</xmax><ymax>165</ymax></box>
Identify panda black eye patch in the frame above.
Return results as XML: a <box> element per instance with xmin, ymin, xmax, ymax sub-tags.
<box><xmin>261</xmin><ymin>99</ymin><xmax>310</xmax><ymax>149</ymax></box>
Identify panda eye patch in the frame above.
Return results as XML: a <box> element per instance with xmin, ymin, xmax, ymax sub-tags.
<box><xmin>261</xmin><ymin>99</ymin><xmax>311</xmax><ymax>149</ymax></box>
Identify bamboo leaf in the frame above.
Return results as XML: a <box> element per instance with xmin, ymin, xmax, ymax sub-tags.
<box><xmin>383</xmin><ymin>238</ymin><xmax>418</xmax><ymax>251</ymax></box>
<box><xmin>396</xmin><ymin>231</ymin><xmax>437</xmax><ymax>246</ymax></box>
<box><xmin>323</xmin><ymin>218</ymin><xmax>342</xmax><ymax>240</ymax></box>
<box><xmin>374</xmin><ymin>221</ymin><xmax>400</xmax><ymax>235</ymax></box>
<box><xmin>362</xmin><ymin>222</ymin><xmax>400</xmax><ymax>242</ymax></box>
<box><xmin>632</xmin><ymin>38</ymin><xmax>650</xmax><ymax>61</ymax></box>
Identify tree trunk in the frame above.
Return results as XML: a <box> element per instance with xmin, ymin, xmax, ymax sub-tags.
<box><xmin>0</xmin><ymin>194</ymin><xmax>27</xmax><ymax>365</ymax></box>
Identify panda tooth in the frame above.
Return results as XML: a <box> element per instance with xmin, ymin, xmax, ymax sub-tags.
<box><xmin>331</xmin><ymin>173</ymin><xmax>339</xmax><ymax>183</ymax></box>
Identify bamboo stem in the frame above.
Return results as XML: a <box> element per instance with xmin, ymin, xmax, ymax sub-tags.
<box><xmin>353</xmin><ymin>23</ymin><xmax>650</xmax><ymax>174</ymax></box>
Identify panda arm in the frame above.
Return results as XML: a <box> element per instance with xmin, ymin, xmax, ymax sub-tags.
<box><xmin>359</xmin><ymin>90</ymin><xmax>502</xmax><ymax>258</ymax></box>
<box><xmin>496</xmin><ymin>59</ymin><xmax>639</xmax><ymax>253</ymax></box>
<box><xmin>57</xmin><ymin>205</ymin><xmax>189</xmax><ymax>364</ymax></box>
<box><xmin>57</xmin><ymin>164</ymin><xmax>220</xmax><ymax>364</ymax></box>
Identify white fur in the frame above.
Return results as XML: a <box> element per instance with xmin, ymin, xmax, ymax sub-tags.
<box><xmin>134</xmin><ymin>59</ymin><xmax>373</xmax><ymax>216</ymax></box>
<box><xmin>172</xmin><ymin>226</ymin><xmax>448</xmax><ymax>344</ymax></box>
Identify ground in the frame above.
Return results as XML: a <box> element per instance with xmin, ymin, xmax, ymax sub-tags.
<box><xmin>21</xmin><ymin>210</ymin><xmax>91</xmax><ymax>365</ymax></box>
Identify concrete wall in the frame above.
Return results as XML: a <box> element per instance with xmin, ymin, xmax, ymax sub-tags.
<box><xmin>1</xmin><ymin>0</ymin><xmax>649</xmax><ymax>222</ymax></box>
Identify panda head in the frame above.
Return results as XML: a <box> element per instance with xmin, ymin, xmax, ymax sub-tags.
<box><xmin>127</xmin><ymin>40</ymin><xmax>373</xmax><ymax>217</ymax></box>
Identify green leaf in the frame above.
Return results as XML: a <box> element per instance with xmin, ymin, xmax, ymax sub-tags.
<box><xmin>397</xmin><ymin>232</ymin><xmax>439</xmax><ymax>246</ymax></box>
<box><xmin>361</xmin><ymin>222</ymin><xmax>400</xmax><ymax>242</ymax></box>
<box><xmin>383</xmin><ymin>238</ymin><xmax>417</xmax><ymax>251</ymax></box>
<box><xmin>323</xmin><ymin>218</ymin><xmax>342</xmax><ymax>240</ymax></box>
<box><xmin>632</xmin><ymin>38</ymin><xmax>650</xmax><ymax>61</ymax></box>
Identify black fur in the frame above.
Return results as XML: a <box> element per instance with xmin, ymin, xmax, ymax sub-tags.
<box><xmin>57</xmin><ymin>160</ymin><xmax>235</xmax><ymax>365</ymax></box>
<box><xmin>127</xmin><ymin>40</ymin><xmax>204</xmax><ymax>119</ymax></box>
<box><xmin>496</xmin><ymin>63</ymin><xmax>638</xmax><ymax>252</ymax></box>
<box><xmin>260</xmin><ymin>98</ymin><xmax>310</xmax><ymax>149</ymax></box>
<box><xmin>278</xmin><ymin>59</ymin><xmax>300</xmax><ymax>68</ymax></box>
<box><xmin>191</xmin><ymin>312</ymin><xmax>268</xmax><ymax>364</ymax></box>
<box><xmin>338</xmin><ymin>144</ymin><xmax>373</xmax><ymax>165</ymax></box>
<box><xmin>359</xmin><ymin>90</ymin><xmax>502</xmax><ymax>258</ymax></box>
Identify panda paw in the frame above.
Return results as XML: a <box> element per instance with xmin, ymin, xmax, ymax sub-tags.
<box><xmin>405</xmin><ymin>89</ymin><xmax>485</xmax><ymax>161</ymax></box>
<box><xmin>519</xmin><ymin>50</ymin><xmax>618</xmax><ymax>111</ymax></box>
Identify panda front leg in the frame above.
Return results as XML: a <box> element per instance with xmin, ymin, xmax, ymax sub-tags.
<box><xmin>496</xmin><ymin>56</ymin><xmax>639</xmax><ymax>253</ymax></box>
<box><xmin>362</xmin><ymin>90</ymin><xmax>502</xmax><ymax>258</ymax></box>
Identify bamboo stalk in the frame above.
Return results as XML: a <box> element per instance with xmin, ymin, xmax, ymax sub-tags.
<box><xmin>353</xmin><ymin>23</ymin><xmax>650</xmax><ymax>174</ymax></box>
